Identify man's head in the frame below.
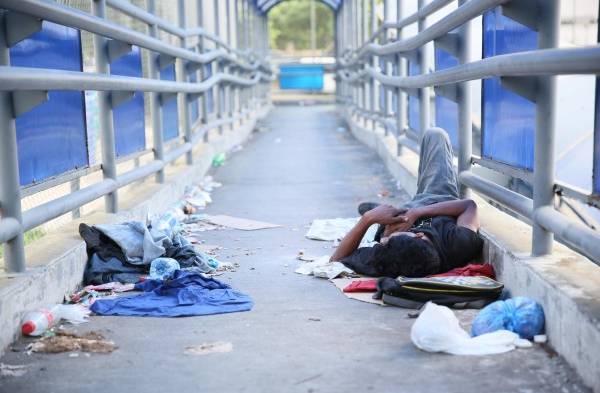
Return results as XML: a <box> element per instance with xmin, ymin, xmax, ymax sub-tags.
<box><xmin>372</xmin><ymin>233</ymin><xmax>441</xmax><ymax>277</ymax></box>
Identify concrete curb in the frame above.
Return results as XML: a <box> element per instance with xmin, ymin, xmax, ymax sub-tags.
<box><xmin>342</xmin><ymin>109</ymin><xmax>600</xmax><ymax>392</ymax></box>
<box><xmin>0</xmin><ymin>106</ymin><xmax>272</xmax><ymax>355</ymax></box>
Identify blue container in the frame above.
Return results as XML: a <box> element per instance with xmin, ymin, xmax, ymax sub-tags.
<box><xmin>279</xmin><ymin>64</ymin><xmax>324</xmax><ymax>91</ymax></box>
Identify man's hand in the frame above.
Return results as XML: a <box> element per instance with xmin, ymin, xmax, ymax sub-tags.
<box><xmin>364</xmin><ymin>205</ymin><xmax>407</xmax><ymax>226</ymax></box>
<box><xmin>382</xmin><ymin>208</ymin><xmax>418</xmax><ymax>237</ymax></box>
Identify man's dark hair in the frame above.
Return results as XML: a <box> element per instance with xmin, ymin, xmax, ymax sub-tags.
<box><xmin>372</xmin><ymin>235</ymin><xmax>441</xmax><ymax>278</ymax></box>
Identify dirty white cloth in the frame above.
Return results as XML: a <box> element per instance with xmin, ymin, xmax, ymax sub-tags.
<box><xmin>411</xmin><ymin>302</ymin><xmax>532</xmax><ymax>356</ymax></box>
<box><xmin>295</xmin><ymin>255</ymin><xmax>354</xmax><ymax>279</ymax></box>
<box><xmin>305</xmin><ymin>218</ymin><xmax>378</xmax><ymax>247</ymax></box>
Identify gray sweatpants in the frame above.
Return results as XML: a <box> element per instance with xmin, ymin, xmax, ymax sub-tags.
<box><xmin>402</xmin><ymin>127</ymin><xmax>459</xmax><ymax>209</ymax></box>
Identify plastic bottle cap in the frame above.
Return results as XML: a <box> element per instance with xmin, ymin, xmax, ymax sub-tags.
<box><xmin>21</xmin><ymin>321</ymin><xmax>36</xmax><ymax>335</ymax></box>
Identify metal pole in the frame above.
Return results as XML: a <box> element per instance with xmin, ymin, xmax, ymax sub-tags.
<box><xmin>396</xmin><ymin>0</ymin><xmax>408</xmax><ymax>154</ymax></box>
<box><xmin>197</xmin><ymin>0</ymin><xmax>209</xmax><ymax>138</ymax></box>
<box><xmin>224</xmin><ymin>0</ymin><xmax>232</xmax><ymax>131</ymax></box>
<box><xmin>418</xmin><ymin>0</ymin><xmax>431</xmax><ymax>138</ymax></box>
<box><xmin>92</xmin><ymin>0</ymin><xmax>118</xmax><ymax>211</ymax></box>
<box><xmin>213</xmin><ymin>0</ymin><xmax>223</xmax><ymax>134</ymax></box>
<box><xmin>383</xmin><ymin>0</ymin><xmax>393</xmax><ymax>133</ymax></box>
<box><xmin>532</xmin><ymin>0</ymin><xmax>560</xmax><ymax>256</ymax></box>
<box><xmin>177</xmin><ymin>0</ymin><xmax>192</xmax><ymax>164</ymax></box>
<box><xmin>0</xmin><ymin>12</ymin><xmax>26</xmax><ymax>273</ymax></box>
<box><xmin>370</xmin><ymin>0</ymin><xmax>377</xmax><ymax>130</ymax></box>
<box><xmin>147</xmin><ymin>0</ymin><xmax>165</xmax><ymax>183</ymax></box>
<box><xmin>457</xmin><ymin>0</ymin><xmax>472</xmax><ymax>198</ymax></box>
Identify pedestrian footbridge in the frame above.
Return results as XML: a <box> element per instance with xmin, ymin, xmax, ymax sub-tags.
<box><xmin>0</xmin><ymin>1</ymin><xmax>599</xmax><ymax>392</ymax></box>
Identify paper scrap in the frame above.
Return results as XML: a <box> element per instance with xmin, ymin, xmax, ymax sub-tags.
<box><xmin>331</xmin><ymin>278</ymin><xmax>385</xmax><ymax>306</ymax></box>
<box><xmin>184</xmin><ymin>341</ymin><xmax>233</xmax><ymax>355</ymax></box>
<box><xmin>202</xmin><ymin>215</ymin><xmax>281</xmax><ymax>231</ymax></box>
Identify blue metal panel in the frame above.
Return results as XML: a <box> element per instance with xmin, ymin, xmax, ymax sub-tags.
<box><xmin>482</xmin><ymin>9</ymin><xmax>537</xmax><ymax>170</ymax></box>
<box><xmin>160</xmin><ymin>64</ymin><xmax>179</xmax><ymax>140</ymax></box>
<box><xmin>110</xmin><ymin>45</ymin><xmax>145</xmax><ymax>157</ymax></box>
<box><xmin>434</xmin><ymin>47</ymin><xmax>459</xmax><ymax>148</ymax></box>
<box><xmin>188</xmin><ymin>71</ymin><xmax>199</xmax><ymax>124</ymax></box>
<box><xmin>279</xmin><ymin>65</ymin><xmax>324</xmax><ymax>90</ymax></box>
<box><xmin>10</xmin><ymin>21</ymin><xmax>88</xmax><ymax>186</ymax></box>
<box><xmin>204</xmin><ymin>63</ymin><xmax>214</xmax><ymax>113</ymax></box>
<box><xmin>594</xmin><ymin>75</ymin><xmax>600</xmax><ymax>194</ymax></box>
<box><xmin>408</xmin><ymin>61</ymin><xmax>419</xmax><ymax>132</ymax></box>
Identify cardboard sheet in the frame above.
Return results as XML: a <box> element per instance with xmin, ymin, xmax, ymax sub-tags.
<box><xmin>202</xmin><ymin>215</ymin><xmax>281</xmax><ymax>230</ymax></box>
<box><xmin>330</xmin><ymin>277</ymin><xmax>385</xmax><ymax>306</ymax></box>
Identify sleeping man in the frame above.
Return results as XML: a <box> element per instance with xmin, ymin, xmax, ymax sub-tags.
<box><xmin>330</xmin><ymin>127</ymin><xmax>483</xmax><ymax>278</ymax></box>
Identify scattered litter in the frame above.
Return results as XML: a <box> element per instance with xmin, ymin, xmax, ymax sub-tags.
<box><xmin>149</xmin><ymin>257</ymin><xmax>180</xmax><ymax>280</ymax></box>
<box><xmin>308</xmin><ymin>317</ymin><xmax>321</xmax><ymax>322</ymax></box>
<box><xmin>21</xmin><ymin>304</ymin><xmax>90</xmax><ymax>336</ymax></box>
<box><xmin>195</xmin><ymin>244</ymin><xmax>223</xmax><ymax>255</ymax></box>
<box><xmin>295</xmin><ymin>374</ymin><xmax>322</xmax><ymax>385</ymax></box>
<box><xmin>331</xmin><ymin>278</ymin><xmax>385</xmax><ymax>306</ymax></box>
<box><xmin>296</xmin><ymin>250</ymin><xmax>319</xmax><ymax>262</ymax></box>
<box><xmin>377</xmin><ymin>189</ymin><xmax>390</xmax><ymax>198</ymax></box>
<box><xmin>411</xmin><ymin>302</ymin><xmax>531</xmax><ymax>356</ymax></box>
<box><xmin>0</xmin><ymin>363</ymin><xmax>28</xmax><ymax>378</ymax></box>
<box><xmin>305</xmin><ymin>217</ymin><xmax>377</xmax><ymax>247</ymax></box>
<box><xmin>202</xmin><ymin>215</ymin><xmax>281</xmax><ymax>231</ymax></box>
<box><xmin>471</xmin><ymin>297</ymin><xmax>545</xmax><ymax>339</ymax></box>
<box><xmin>295</xmin><ymin>255</ymin><xmax>355</xmax><ymax>279</ymax></box>
<box><xmin>212</xmin><ymin>153</ymin><xmax>226</xmax><ymax>167</ymax></box>
<box><xmin>534</xmin><ymin>334</ymin><xmax>547</xmax><ymax>344</ymax></box>
<box><xmin>407</xmin><ymin>311</ymin><xmax>420</xmax><ymax>319</ymax></box>
<box><xmin>184</xmin><ymin>341</ymin><xmax>233</xmax><ymax>356</ymax></box>
<box><xmin>29</xmin><ymin>330</ymin><xmax>117</xmax><ymax>354</ymax></box>
<box><xmin>68</xmin><ymin>353</ymin><xmax>79</xmax><ymax>358</ymax></box>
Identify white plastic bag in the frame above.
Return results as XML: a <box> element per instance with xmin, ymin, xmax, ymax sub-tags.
<box><xmin>410</xmin><ymin>302</ymin><xmax>531</xmax><ymax>356</ymax></box>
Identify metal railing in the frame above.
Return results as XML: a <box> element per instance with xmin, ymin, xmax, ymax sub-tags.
<box><xmin>336</xmin><ymin>0</ymin><xmax>600</xmax><ymax>264</ymax></box>
<box><xmin>0</xmin><ymin>0</ymin><xmax>273</xmax><ymax>273</ymax></box>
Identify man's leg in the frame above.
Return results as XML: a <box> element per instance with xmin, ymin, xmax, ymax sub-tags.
<box><xmin>415</xmin><ymin>127</ymin><xmax>459</xmax><ymax>197</ymax></box>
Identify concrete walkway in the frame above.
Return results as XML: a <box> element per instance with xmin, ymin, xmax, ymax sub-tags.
<box><xmin>0</xmin><ymin>105</ymin><xmax>589</xmax><ymax>393</ymax></box>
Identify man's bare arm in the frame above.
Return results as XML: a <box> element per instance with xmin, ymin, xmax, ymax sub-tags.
<box><xmin>330</xmin><ymin>205</ymin><xmax>407</xmax><ymax>262</ymax></box>
<box><xmin>384</xmin><ymin>199</ymin><xmax>480</xmax><ymax>236</ymax></box>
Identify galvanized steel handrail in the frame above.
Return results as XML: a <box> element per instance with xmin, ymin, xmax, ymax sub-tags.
<box><xmin>0</xmin><ymin>0</ymin><xmax>271</xmax><ymax>273</ymax></box>
<box><xmin>0</xmin><ymin>0</ymin><xmax>266</xmax><ymax>71</ymax></box>
<box><xmin>337</xmin><ymin>0</ymin><xmax>600</xmax><ymax>264</ymax></box>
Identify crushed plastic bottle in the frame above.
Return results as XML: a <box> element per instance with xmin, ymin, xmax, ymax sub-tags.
<box><xmin>149</xmin><ymin>257</ymin><xmax>181</xmax><ymax>280</ymax></box>
<box><xmin>212</xmin><ymin>153</ymin><xmax>226</xmax><ymax>167</ymax></box>
<box><xmin>21</xmin><ymin>304</ymin><xmax>90</xmax><ymax>336</ymax></box>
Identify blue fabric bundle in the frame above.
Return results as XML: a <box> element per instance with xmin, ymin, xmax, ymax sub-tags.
<box><xmin>90</xmin><ymin>270</ymin><xmax>253</xmax><ymax>317</ymax></box>
<box><xmin>471</xmin><ymin>297</ymin><xmax>545</xmax><ymax>339</ymax></box>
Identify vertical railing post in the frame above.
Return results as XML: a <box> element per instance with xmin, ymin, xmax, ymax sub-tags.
<box><xmin>532</xmin><ymin>0</ymin><xmax>560</xmax><ymax>256</ymax></box>
<box><xmin>224</xmin><ymin>0</ymin><xmax>233</xmax><ymax>131</ymax></box>
<box><xmin>417</xmin><ymin>0</ymin><xmax>431</xmax><ymax>138</ymax></box>
<box><xmin>0</xmin><ymin>12</ymin><xmax>26</xmax><ymax>273</ymax></box>
<box><xmin>147</xmin><ymin>0</ymin><xmax>165</xmax><ymax>183</ymax></box>
<box><xmin>457</xmin><ymin>0</ymin><xmax>472</xmax><ymax>198</ymax></box>
<box><xmin>92</xmin><ymin>0</ymin><xmax>118</xmax><ymax>212</ymax></box>
<box><xmin>396</xmin><ymin>0</ymin><xmax>407</xmax><ymax>154</ymax></box>
<box><xmin>370</xmin><ymin>0</ymin><xmax>378</xmax><ymax>131</ymax></box>
<box><xmin>177</xmin><ymin>0</ymin><xmax>193</xmax><ymax>164</ymax></box>
<box><xmin>382</xmin><ymin>0</ymin><xmax>393</xmax><ymax>135</ymax></box>
<box><xmin>197</xmin><ymin>0</ymin><xmax>209</xmax><ymax>141</ymax></box>
<box><xmin>213</xmin><ymin>0</ymin><xmax>223</xmax><ymax>134</ymax></box>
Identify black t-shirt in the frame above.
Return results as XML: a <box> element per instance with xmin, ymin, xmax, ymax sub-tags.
<box><xmin>340</xmin><ymin>216</ymin><xmax>483</xmax><ymax>277</ymax></box>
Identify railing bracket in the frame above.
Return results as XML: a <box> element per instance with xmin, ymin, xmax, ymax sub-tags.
<box><xmin>434</xmin><ymin>32</ymin><xmax>460</xmax><ymax>57</ymax></box>
<box><xmin>109</xmin><ymin>91</ymin><xmax>135</xmax><ymax>108</ymax></box>
<box><xmin>500</xmin><ymin>0</ymin><xmax>539</xmax><ymax>31</ymax></box>
<box><xmin>107</xmin><ymin>39</ymin><xmax>132</xmax><ymax>63</ymax></box>
<box><xmin>4</xmin><ymin>11</ymin><xmax>43</xmax><ymax>47</ymax></box>
<box><xmin>500</xmin><ymin>76</ymin><xmax>539</xmax><ymax>103</ymax></box>
<box><xmin>11</xmin><ymin>90</ymin><xmax>48</xmax><ymax>118</ymax></box>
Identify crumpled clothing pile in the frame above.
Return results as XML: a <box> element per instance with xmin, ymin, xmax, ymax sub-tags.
<box><xmin>80</xmin><ymin>218</ymin><xmax>219</xmax><ymax>285</ymax></box>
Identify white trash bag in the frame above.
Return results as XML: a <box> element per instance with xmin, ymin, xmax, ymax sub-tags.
<box><xmin>410</xmin><ymin>302</ymin><xmax>532</xmax><ymax>356</ymax></box>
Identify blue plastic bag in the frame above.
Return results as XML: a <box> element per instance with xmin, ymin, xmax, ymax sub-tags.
<box><xmin>149</xmin><ymin>257</ymin><xmax>180</xmax><ymax>280</ymax></box>
<box><xmin>471</xmin><ymin>297</ymin><xmax>544</xmax><ymax>339</ymax></box>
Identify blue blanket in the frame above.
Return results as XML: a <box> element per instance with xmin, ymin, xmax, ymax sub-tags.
<box><xmin>90</xmin><ymin>270</ymin><xmax>253</xmax><ymax>317</ymax></box>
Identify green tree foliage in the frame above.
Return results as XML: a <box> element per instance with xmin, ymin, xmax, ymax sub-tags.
<box><xmin>268</xmin><ymin>0</ymin><xmax>334</xmax><ymax>51</ymax></box>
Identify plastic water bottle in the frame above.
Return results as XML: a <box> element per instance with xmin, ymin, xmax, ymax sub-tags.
<box><xmin>21</xmin><ymin>305</ymin><xmax>62</xmax><ymax>336</ymax></box>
